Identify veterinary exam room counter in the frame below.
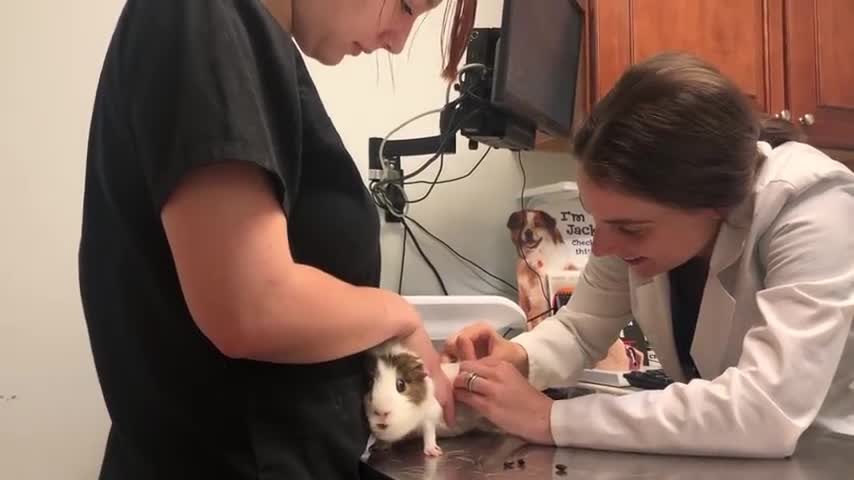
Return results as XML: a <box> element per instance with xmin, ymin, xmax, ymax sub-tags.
<box><xmin>366</xmin><ymin>426</ymin><xmax>854</xmax><ymax>480</ymax></box>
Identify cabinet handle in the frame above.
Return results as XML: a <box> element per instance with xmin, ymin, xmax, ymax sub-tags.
<box><xmin>799</xmin><ymin>113</ymin><xmax>815</xmax><ymax>126</ymax></box>
<box><xmin>774</xmin><ymin>110</ymin><xmax>792</xmax><ymax>121</ymax></box>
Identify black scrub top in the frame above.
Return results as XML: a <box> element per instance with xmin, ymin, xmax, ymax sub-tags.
<box><xmin>669</xmin><ymin>257</ymin><xmax>708</xmax><ymax>381</ymax></box>
<box><xmin>78</xmin><ymin>0</ymin><xmax>381</xmax><ymax>478</ymax></box>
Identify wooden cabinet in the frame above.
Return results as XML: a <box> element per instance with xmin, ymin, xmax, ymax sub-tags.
<box><xmin>786</xmin><ymin>0</ymin><xmax>854</xmax><ymax>150</ymax></box>
<box><xmin>591</xmin><ymin>0</ymin><xmax>785</xmax><ymax>115</ymax></box>
<box><xmin>536</xmin><ymin>0</ymin><xmax>854</xmax><ymax>152</ymax></box>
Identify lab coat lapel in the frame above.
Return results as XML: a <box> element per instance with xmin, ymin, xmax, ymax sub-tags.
<box><xmin>634</xmin><ymin>274</ymin><xmax>687</xmax><ymax>382</ymax></box>
<box><xmin>691</xmin><ymin>271</ymin><xmax>737</xmax><ymax>379</ymax></box>
<box><xmin>690</xmin><ymin>199</ymin><xmax>753</xmax><ymax>379</ymax></box>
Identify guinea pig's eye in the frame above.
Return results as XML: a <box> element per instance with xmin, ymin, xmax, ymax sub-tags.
<box><xmin>396</xmin><ymin>378</ymin><xmax>406</xmax><ymax>393</ymax></box>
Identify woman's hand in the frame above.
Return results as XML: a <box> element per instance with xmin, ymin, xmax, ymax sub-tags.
<box><xmin>453</xmin><ymin>357</ymin><xmax>554</xmax><ymax>445</ymax></box>
<box><xmin>441</xmin><ymin>321</ymin><xmax>529</xmax><ymax>376</ymax></box>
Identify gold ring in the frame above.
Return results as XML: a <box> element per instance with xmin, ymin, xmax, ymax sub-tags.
<box><xmin>465</xmin><ymin>372</ymin><xmax>479</xmax><ymax>392</ymax></box>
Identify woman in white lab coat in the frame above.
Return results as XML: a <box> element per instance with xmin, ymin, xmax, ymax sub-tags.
<box><xmin>442</xmin><ymin>51</ymin><xmax>854</xmax><ymax>458</ymax></box>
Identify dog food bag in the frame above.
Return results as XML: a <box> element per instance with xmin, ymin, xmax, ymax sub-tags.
<box><xmin>506</xmin><ymin>182</ymin><xmax>654</xmax><ymax>375</ymax></box>
<box><xmin>505</xmin><ymin>181</ymin><xmax>594</xmax><ymax>327</ymax></box>
<box><xmin>524</xmin><ymin>181</ymin><xmax>594</xmax><ymax>270</ymax></box>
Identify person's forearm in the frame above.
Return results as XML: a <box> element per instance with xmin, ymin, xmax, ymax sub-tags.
<box><xmin>236</xmin><ymin>263</ymin><xmax>416</xmax><ymax>364</ymax></box>
<box><xmin>509</xmin><ymin>318</ymin><xmax>591</xmax><ymax>390</ymax></box>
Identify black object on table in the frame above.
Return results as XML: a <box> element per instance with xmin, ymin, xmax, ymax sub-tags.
<box><xmin>623</xmin><ymin>368</ymin><xmax>675</xmax><ymax>390</ymax></box>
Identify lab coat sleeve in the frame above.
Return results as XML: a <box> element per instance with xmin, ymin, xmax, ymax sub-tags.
<box><xmin>510</xmin><ymin>254</ymin><xmax>634</xmax><ymax>390</ymax></box>
<box><xmin>546</xmin><ymin>179</ymin><xmax>854</xmax><ymax>458</ymax></box>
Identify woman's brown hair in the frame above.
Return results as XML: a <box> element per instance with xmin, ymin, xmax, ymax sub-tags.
<box><xmin>573</xmin><ymin>51</ymin><xmax>806</xmax><ymax>211</ymax></box>
<box><xmin>440</xmin><ymin>0</ymin><xmax>477</xmax><ymax>81</ymax></box>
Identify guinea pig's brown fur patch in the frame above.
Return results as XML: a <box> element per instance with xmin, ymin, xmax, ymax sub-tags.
<box><xmin>382</xmin><ymin>352</ymin><xmax>429</xmax><ymax>405</ymax></box>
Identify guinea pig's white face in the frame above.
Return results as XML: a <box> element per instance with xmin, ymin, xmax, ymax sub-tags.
<box><xmin>364</xmin><ymin>354</ymin><xmax>430</xmax><ymax>442</ymax></box>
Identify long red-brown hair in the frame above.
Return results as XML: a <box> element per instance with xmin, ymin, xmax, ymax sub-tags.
<box><xmin>440</xmin><ymin>0</ymin><xmax>478</xmax><ymax>81</ymax></box>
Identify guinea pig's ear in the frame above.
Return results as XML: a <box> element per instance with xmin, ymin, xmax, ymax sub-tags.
<box><xmin>393</xmin><ymin>353</ymin><xmax>429</xmax><ymax>384</ymax></box>
<box><xmin>507</xmin><ymin>210</ymin><xmax>525</xmax><ymax>230</ymax></box>
<box><xmin>411</xmin><ymin>362</ymin><xmax>428</xmax><ymax>383</ymax></box>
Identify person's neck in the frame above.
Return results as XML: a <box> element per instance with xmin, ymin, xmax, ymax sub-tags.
<box><xmin>262</xmin><ymin>0</ymin><xmax>293</xmax><ymax>32</ymax></box>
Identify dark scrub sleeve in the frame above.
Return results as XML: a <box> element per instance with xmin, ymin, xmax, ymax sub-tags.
<box><xmin>120</xmin><ymin>0</ymin><xmax>301</xmax><ymax>213</ymax></box>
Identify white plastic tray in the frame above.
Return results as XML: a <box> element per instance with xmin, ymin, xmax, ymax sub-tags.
<box><xmin>403</xmin><ymin>295</ymin><xmax>527</xmax><ymax>341</ymax></box>
<box><xmin>520</xmin><ymin>181</ymin><xmax>579</xmax><ymax>201</ymax></box>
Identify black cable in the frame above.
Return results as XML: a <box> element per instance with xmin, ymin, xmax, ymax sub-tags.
<box><xmin>374</xmin><ymin>95</ymin><xmax>473</xmax><ymax>189</ymax></box>
<box><xmin>516</xmin><ymin>152</ymin><xmax>551</xmax><ymax>320</ymax></box>
<box><xmin>405</xmin><ymin>147</ymin><xmax>493</xmax><ymax>186</ymax></box>
<box><xmin>518</xmin><ymin>151</ymin><xmax>528</xmax><ymax>210</ymax></box>
<box><xmin>368</xmin><ymin>101</ymin><xmax>481</xmax><ymax>220</ymax></box>
<box><xmin>398</xmin><ymin>226</ymin><xmax>407</xmax><ymax>294</ymax></box>
<box><xmin>406</xmin><ymin>153</ymin><xmax>444</xmax><ymax>204</ymax></box>
<box><xmin>405</xmin><ymin>215</ymin><xmax>515</xmax><ymax>292</ymax></box>
<box><xmin>401</xmin><ymin>218</ymin><xmax>448</xmax><ymax>295</ymax></box>
<box><xmin>398</xmin><ymin>147</ymin><xmax>510</xmax><ymax>294</ymax></box>
<box><xmin>370</xmin><ymin>79</ymin><xmax>493</xmax><ymax>295</ymax></box>
<box><xmin>396</xmin><ymin>106</ymin><xmax>483</xmax><ymax>183</ymax></box>
<box><xmin>404</xmin><ymin>215</ymin><xmax>517</xmax><ymax>294</ymax></box>
<box><xmin>526</xmin><ymin>307</ymin><xmax>554</xmax><ymax>324</ymax></box>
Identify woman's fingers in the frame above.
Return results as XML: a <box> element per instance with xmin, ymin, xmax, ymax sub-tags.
<box><xmin>442</xmin><ymin>321</ymin><xmax>497</xmax><ymax>361</ymax></box>
<box><xmin>454</xmin><ymin>388</ymin><xmax>492</xmax><ymax>415</ymax></box>
<box><xmin>454</xmin><ymin>358</ymin><xmax>505</xmax><ymax>392</ymax></box>
<box><xmin>456</xmin><ymin>335</ymin><xmax>478</xmax><ymax>361</ymax></box>
<box><xmin>441</xmin><ymin>333</ymin><xmax>462</xmax><ymax>361</ymax></box>
<box><xmin>440</xmin><ymin>340</ymin><xmax>457</xmax><ymax>362</ymax></box>
<box><xmin>459</xmin><ymin>357</ymin><xmax>502</xmax><ymax>373</ymax></box>
<box><xmin>452</xmin><ymin>368</ymin><xmax>498</xmax><ymax>397</ymax></box>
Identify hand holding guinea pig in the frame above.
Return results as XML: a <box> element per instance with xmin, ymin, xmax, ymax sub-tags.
<box><xmin>453</xmin><ymin>357</ymin><xmax>555</xmax><ymax>445</ymax></box>
<box><xmin>398</xmin><ymin>324</ymin><xmax>455</xmax><ymax>429</ymax></box>
<box><xmin>443</xmin><ymin>322</ymin><xmax>555</xmax><ymax>445</ymax></box>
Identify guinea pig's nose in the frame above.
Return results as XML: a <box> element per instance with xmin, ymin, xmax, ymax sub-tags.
<box><xmin>373</xmin><ymin>409</ymin><xmax>390</xmax><ymax>418</ymax></box>
<box><xmin>524</xmin><ymin>229</ymin><xmax>533</xmax><ymax>240</ymax></box>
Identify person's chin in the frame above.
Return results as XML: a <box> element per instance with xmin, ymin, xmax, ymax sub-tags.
<box><xmin>309</xmin><ymin>49</ymin><xmax>345</xmax><ymax>66</ymax></box>
<box><xmin>299</xmin><ymin>42</ymin><xmax>345</xmax><ymax>66</ymax></box>
<box><xmin>317</xmin><ymin>51</ymin><xmax>347</xmax><ymax>65</ymax></box>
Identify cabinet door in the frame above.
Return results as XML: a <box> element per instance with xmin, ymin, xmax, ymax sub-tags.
<box><xmin>786</xmin><ymin>0</ymin><xmax>854</xmax><ymax>150</ymax></box>
<box><xmin>591</xmin><ymin>0</ymin><xmax>786</xmax><ymax>115</ymax></box>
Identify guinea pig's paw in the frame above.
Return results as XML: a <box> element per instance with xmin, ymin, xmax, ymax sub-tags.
<box><xmin>423</xmin><ymin>443</ymin><xmax>443</xmax><ymax>457</ymax></box>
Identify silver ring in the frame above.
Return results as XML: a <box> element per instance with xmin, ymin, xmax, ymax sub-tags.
<box><xmin>465</xmin><ymin>372</ymin><xmax>479</xmax><ymax>392</ymax></box>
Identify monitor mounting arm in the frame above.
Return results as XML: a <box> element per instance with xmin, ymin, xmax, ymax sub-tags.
<box><xmin>367</xmin><ymin>118</ymin><xmax>459</xmax><ymax>222</ymax></box>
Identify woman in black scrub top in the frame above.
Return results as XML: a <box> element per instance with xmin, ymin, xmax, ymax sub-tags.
<box><xmin>78</xmin><ymin>0</ymin><xmax>470</xmax><ymax>478</ymax></box>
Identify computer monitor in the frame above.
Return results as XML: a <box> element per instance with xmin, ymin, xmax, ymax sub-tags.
<box><xmin>455</xmin><ymin>0</ymin><xmax>584</xmax><ymax>150</ymax></box>
<box><xmin>492</xmin><ymin>0</ymin><xmax>583</xmax><ymax>138</ymax></box>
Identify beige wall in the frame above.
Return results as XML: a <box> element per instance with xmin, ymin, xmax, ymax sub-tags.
<box><xmin>1</xmin><ymin>1</ymin><xmax>122</xmax><ymax>478</ymax></box>
<box><xmin>0</xmin><ymin>1</ymin><xmax>571</xmax><ymax>478</ymax></box>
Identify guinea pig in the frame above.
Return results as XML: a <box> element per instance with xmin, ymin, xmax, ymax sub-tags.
<box><xmin>363</xmin><ymin>340</ymin><xmax>499</xmax><ymax>457</ymax></box>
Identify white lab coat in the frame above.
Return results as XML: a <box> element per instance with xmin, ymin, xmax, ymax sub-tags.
<box><xmin>511</xmin><ymin>141</ymin><xmax>854</xmax><ymax>458</ymax></box>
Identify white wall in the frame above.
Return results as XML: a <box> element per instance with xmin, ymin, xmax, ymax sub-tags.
<box><xmin>1</xmin><ymin>1</ymin><xmax>119</xmax><ymax>478</ymax></box>
<box><xmin>0</xmin><ymin>1</ymin><xmax>574</xmax><ymax>478</ymax></box>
